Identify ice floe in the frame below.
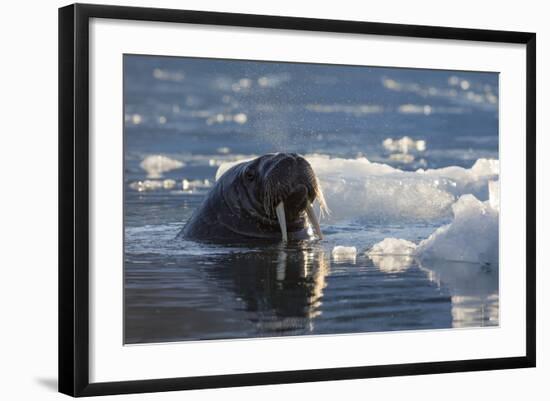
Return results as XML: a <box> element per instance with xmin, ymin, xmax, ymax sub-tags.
<box><xmin>416</xmin><ymin>158</ymin><xmax>499</xmax><ymax>199</ymax></box>
<box><xmin>331</xmin><ymin>246</ymin><xmax>357</xmax><ymax>263</ymax></box>
<box><xmin>383</xmin><ymin>136</ymin><xmax>426</xmax><ymax>153</ymax></box>
<box><xmin>206</xmin><ymin>112</ymin><xmax>248</xmax><ymax>125</ymax></box>
<box><xmin>152</xmin><ymin>68</ymin><xmax>185</xmax><ymax>82</ymax></box>
<box><xmin>368</xmin><ymin>237</ymin><xmax>417</xmax><ymax>256</ymax></box>
<box><xmin>129</xmin><ymin>177</ymin><xmax>213</xmax><ymax>193</ymax></box>
<box><xmin>416</xmin><ymin>194</ymin><xmax>499</xmax><ymax>264</ymax></box>
<box><xmin>307</xmin><ymin>155</ymin><xmax>454</xmax><ymax>222</ymax></box>
<box><xmin>140</xmin><ymin>155</ymin><xmax>184</xmax><ymax>178</ymax></box>
<box><xmin>129</xmin><ymin>179</ymin><xmax>177</xmax><ymax>192</ymax></box>
<box><xmin>182</xmin><ymin>179</ymin><xmax>212</xmax><ymax>192</ymax></box>
<box><xmin>382</xmin><ymin>136</ymin><xmax>426</xmax><ymax>165</ymax></box>
<box><xmin>257</xmin><ymin>73</ymin><xmax>291</xmax><ymax>88</ymax></box>
<box><xmin>125</xmin><ymin>113</ymin><xmax>143</xmax><ymax>125</ymax></box>
<box><xmin>381</xmin><ymin>75</ymin><xmax>498</xmax><ymax>111</ymax></box>
<box><xmin>367</xmin><ymin>188</ymin><xmax>499</xmax><ymax>265</ymax></box>
<box><xmin>367</xmin><ymin>238</ymin><xmax>417</xmax><ymax>273</ymax></box>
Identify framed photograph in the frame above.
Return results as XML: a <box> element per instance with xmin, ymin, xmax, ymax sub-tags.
<box><xmin>59</xmin><ymin>3</ymin><xmax>536</xmax><ymax>397</ymax></box>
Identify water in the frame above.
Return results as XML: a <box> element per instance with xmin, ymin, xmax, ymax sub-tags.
<box><xmin>124</xmin><ymin>55</ymin><xmax>499</xmax><ymax>344</ymax></box>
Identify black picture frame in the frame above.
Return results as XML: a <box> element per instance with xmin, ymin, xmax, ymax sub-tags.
<box><xmin>59</xmin><ymin>3</ymin><xmax>536</xmax><ymax>397</ymax></box>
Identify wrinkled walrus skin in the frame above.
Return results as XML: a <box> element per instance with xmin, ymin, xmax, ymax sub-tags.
<box><xmin>178</xmin><ymin>153</ymin><xmax>324</xmax><ymax>243</ymax></box>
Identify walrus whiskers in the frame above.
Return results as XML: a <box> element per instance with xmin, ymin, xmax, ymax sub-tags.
<box><xmin>313</xmin><ymin>175</ymin><xmax>330</xmax><ymax>218</ymax></box>
<box><xmin>305</xmin><ymin>203</ymin><xmax>323</xmax><ymax>240</ymax></box>
<box><xmin>263</xmin><ymin>178</ymin><xmax>277</xmax><ymax>217</ymax></box>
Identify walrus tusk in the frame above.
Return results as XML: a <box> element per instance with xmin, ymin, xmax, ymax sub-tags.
<box><xmin>275</xmin><ymin>202</ymin><xmax>288</xmax><ymax>242</ymax></box>
<box><xmin>306</xmin><ymin>203</ymin><xmax>323</xmax><ymax>240</ymax></box>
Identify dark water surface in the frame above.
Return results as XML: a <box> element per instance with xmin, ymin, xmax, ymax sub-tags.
<box><xmin>124</xmin><ymin>55</ymin><xmax>499</xmax><ymax>344</ymax></box>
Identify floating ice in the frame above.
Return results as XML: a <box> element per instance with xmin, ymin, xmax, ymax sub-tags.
<box><xmin>129</xmin><ymin>178</ymin><xmax>212</xmax><ymax>193</ymax></box>
<box><xmin>217</xmin><ymin>147</ymin><xmax>231</xmax><ymax>154</ymax></box>
<box><xmin>238</xmin><ymin>78</ymin><xmax>252</xmax><ymax>89</ymax></box>
<box><xmin>140</xmin><ymin>155</ymin><xmax>184</xmax><ymax>178</ymax></box>
<box><xmin>257</xmin><ymin>73</ymin><xmax>291</xmax><ymax>88</ymax></box>
<box><xmin>459</xmin><ymin>80</ymin><xmax>471</xmax><ymax>90</ymax></box>
<box><xmin>448</xmin><ymin>76</ymin><xmax>458</xmax><ymax>86</ymax></box>
<box><xmin>125</xmin><ymin>113</ymin><xmax>143</xmax><ymax>125</ymax></box>
<box><xmin>152</xmin><ymin>68</ymin><xmax>185</xmax><ymax>82</ymax></box>
<box><xmin>233</xmin><ymin>113</ymin><xmax>248</xmax><ymax>124</ymax></box>
<box><xmin>398</xmin><ymin>104</ymin><xmax>432</xmax><ymax>115</ymax></box>
<box><xmin>367</xmin><ymin>238</ymin><xmax>416</xmax><ymax>273</ymax></box>
<box><xmin>367</xmin><ymin>186</ymin><xmax>499</xmax><ymax>265</ymax></box>
<box><xmin>382</xmin><ymin>76</ymin><xmax>497</xmax><ymax>111</ymax></box>
<box><xmin>331</xmin><ymin>246</ymin><xmax>357</xmax><ymax>263</ymax></box>
<box><xmin>206</xmin><ymin>112</ymin><xmax>248</xmax><ymax>125</ymax></box>
<box><xmin>382</xmin><ymin>78</ymin><xmax>401</xmax><ymax>90</ymax></box>
<box><xmin>129</xmin><ymin>179</ymin><xmax>177</xmax><ymax>192</ymax></box>
<box><xmin>382</xmin><ymin>136</ymin><xmax>426</xmax><ymax>165</ymax></box>
<box><xmin>416</xmin><ymin>194</ymin><xmax>499</xmax><ymax>264</ymax></box>
<box><xmin>368</xmin><ymin>238</ymin><xmax>417</xmax><ymax>256</ymax></box>
<box><xmin>182</xmin><ymin>179</ymin><xmax>212</xmax><ymax>192</ymax></box>
<box><xmin>417</xmin><ymin>158</ymin><xmax>499</xmax><ymax>199</ymax></box>
<box><xmin>306</xmin><ymin>155</ymin><xmax>455</xmax><ymax>222</ymax></box>
<box><xmin>488</xmin><ymin>180</ymin><xmax>500</xmax><ymax>211</ymax></box>
<box><xmin>383</xmin><ymin>136</ymin><xmax>426</xmax><ymax>153</ymax></box>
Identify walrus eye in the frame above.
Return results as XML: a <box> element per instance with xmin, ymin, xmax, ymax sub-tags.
<box><xmin>245</xmin><ymin>168</ymin><xmax>255</xmax><ymax>181</ymax></box>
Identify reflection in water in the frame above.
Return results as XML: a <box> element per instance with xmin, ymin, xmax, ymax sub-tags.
<box><xmin>368</xmin><ymin>252</ymin><xmax>499</xmax><ymax>328</ymax></box>
<box><xmin>125</xmin><ymin>239</ymin><xmax>500</xmax><ymax>343</ymax></box>
<box><xmin>369</xmin><ymin>253</ymin><xmax>414</xmax><ymax>274</ymax></box>
<box><xmin>418</xmin><ymin>260</ymin><xmax>499</xmax><ymax>328</ymax></box>
<box><xmin>204</xmin><ymin>245</ymin><xmax>330</xmax><ymax>335</ymax></box>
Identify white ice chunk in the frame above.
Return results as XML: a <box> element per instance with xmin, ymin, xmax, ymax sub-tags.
<box><xmin>367</xmin><ymin>238</ymin><xmax>417</xmax><ymax>273</ymax></box>
<box><xmin>233</xmin><ymin>113</ymin><xmax>248</xmax><ymax>124</ymax></box>
<box><xmin>162</xmin><ymin>179</ymin><xmax>176</xmax><ymax>189</ymax></box>
<box><xmin>129</xmin><ymin>179</ymin><xmax>177</xmax><ymax>192</ymax></box>
<box><xmin>369</xmin><ymin>183</ymin><xmax>499</xmax><ymax>266</ymax></box>
<box><xmin>257</xmin><ymin>73</ymin><xmax>291</xmax><ymax>88</ymax></box>
<box><xmin>383</xmin><ymin>137</ymin><xmax>426</xmax><ymax>165</ymax></box>
<box><xmin>416</xmin><ymin>194</ymin><xmax>499</xmax><ymax>264</ymax></box>
<box><xmin>331</xmin><ymin>246</ymin><xmax>357</xmax><ymax>263</ymax></box>
<box><xmin>140</xmin><ymin>155</ymin><xmax>184</xmax><ymax>178</ymax></box>
<box><xmin>152</xmin><ymin>68</ymin><xmax>184</xmax><ymax>82</ymax></box>
<box><xmin>488</xmin><ymin>180</ymin><xmax>500</xmax><ymax>211</ymax></box>
<box><xmin>416</xmin><ymin>158</ymin><xmax>499</xmax><ymax>199</ymax></box>
<box><xmin>368</xmin><ymin>238</ymin><xmax>417</xmax><ymax>256</ymax></box>
<box><xmin>397</xmin><ymin>105</ymin><xmax>432</xmax><ymax>115</ymax></box>
<box><xmin>307</xmin><ymin>155</ymin><xmax>455</xmax><ymax>222</ymax></box>
<box><xmin>182</xmin><ymin>179</ymin><xmax>212</xmax><ymax>192</ymax></box>
<box><xmin>470</xmin><ymin>158</ymin><xmax>500</xmax><ymax>176</ymax></box>
<box><xmin>216</xmin><ymin>147</ymin><xmax>231</xmax><ymax>154</ymax></box>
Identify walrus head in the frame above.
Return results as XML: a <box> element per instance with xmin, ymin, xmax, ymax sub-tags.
<box><xmin>223</xmin><ymin>153</ymin><xmax>328</xmax><ymax>241</ymax></box>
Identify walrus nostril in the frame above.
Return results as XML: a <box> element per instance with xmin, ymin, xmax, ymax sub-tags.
<box><xmin>285</xmin><ymin>185</ymin><xmax>309</xmax><ymax>211</ymax></box>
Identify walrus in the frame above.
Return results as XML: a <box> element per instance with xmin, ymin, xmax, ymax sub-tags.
<box><xmin>178</xmin><ymin>153</ymin><xmax>328</xmax><ymax>242</ymax></box>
